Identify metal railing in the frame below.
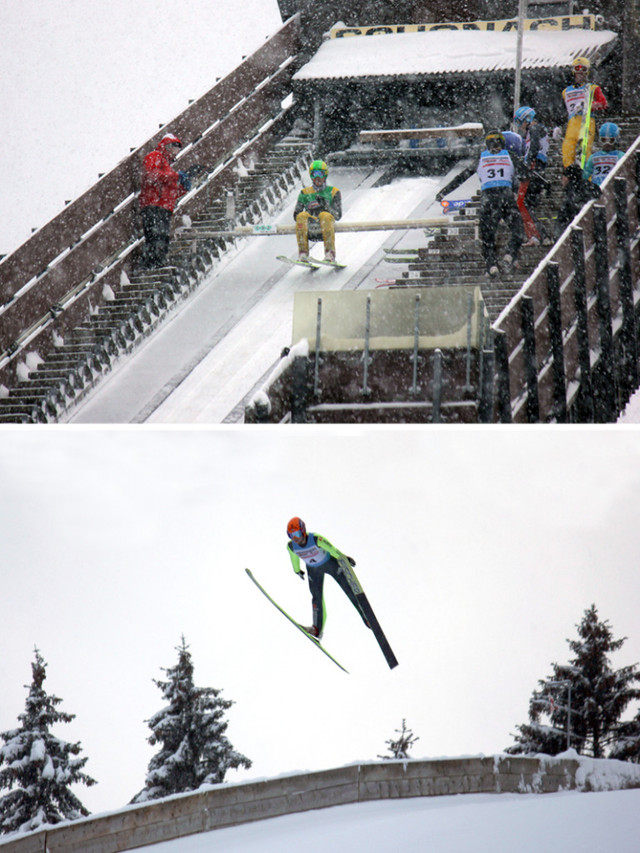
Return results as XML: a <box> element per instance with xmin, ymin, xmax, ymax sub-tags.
<box><xmin>0</xmin><ymin>15</ymin><xmax>301</xmax><ymax>389</ymax></box>
<box><xmin>492</xmin><ymin>136</ymin><xmax>640</xmax><ymax>422</ymax></box>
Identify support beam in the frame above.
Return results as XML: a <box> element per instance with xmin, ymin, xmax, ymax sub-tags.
<box><xmin>359</xmin><ymin>123</ymin><xmax>484</xmax><ymax>143</ymax></box>
<box><xmin>520</xmin><ymin>295</ymin><xmax>540</xmax><ymax>424</ymax></box>
<box><xmin>570</xmin><ymin>227</ymin><xmax>595</xmax><ymax>423</ymax></box>
<box><xmin>546</xmin><ymin>262</ymin><xmax>568</xmax><ymax>423</ymax></box>
<box><xmin>176</xmin><ymin>217</ymin><xmax>469</xmax><ymax>240</ymax></box>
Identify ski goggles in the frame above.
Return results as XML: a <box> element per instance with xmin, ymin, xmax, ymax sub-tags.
<box><xmin>288</xmin><ymin>530</ymin><xmax>305</xmax><ymax>541</ymax></box>
<box><xmin>486</xmin><ymin>136</ymin><xmax>504</xmax><ymax>148</ymax></box>
<box><xmin>602</xmin><ymin>137</ymin><xmax>617</xmax><ymax>144</ymax></box>
<box><xmin>573</xmin><ymin>65</ymin><xmax>588</xmax><ymax>72</ymax></box>
<box><xmin>311</xmin><ymin>170</ymin><xmax>326</xmax><ymax>178</ymax></box>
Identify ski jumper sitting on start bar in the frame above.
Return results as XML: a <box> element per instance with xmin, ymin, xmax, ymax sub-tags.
<box><xmin>286</xmin><ymin>516</ymin><xmax>369</xmax><ymax>638</ymax></box>
<box><xmin>294</xmin><ymin>161</ymin><xmax>342</xmax><ymax>263</ymax></box>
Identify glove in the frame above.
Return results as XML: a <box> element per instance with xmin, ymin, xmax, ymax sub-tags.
<box><xmin>297</xmin><ymin>569</ymin><xmax>305</xmax><ymax>580</ymax></box>
<box><xmin>347</xmin><ymin>556</ymin><xmax>356</xmax><ymax>566</ymax></box>
<box><xmin>178</xmin><ymin>170</ymin><xmax>191</xmax><ymax>191</ymax></box>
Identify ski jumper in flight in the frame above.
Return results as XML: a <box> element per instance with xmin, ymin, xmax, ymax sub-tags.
<box><xmin>561</xmin><ymin>56</ymin><xmax>607</xmax><ymax>177</ymax></box>
<box><xmin>294</xmin><ymin>160</ymin><xmax>342</xmax><ymax>263</ymax></box>
<box><xmin>286</xmin><ymin>516</ymin><xmax>368</xmax><ymax>639</ymax></box>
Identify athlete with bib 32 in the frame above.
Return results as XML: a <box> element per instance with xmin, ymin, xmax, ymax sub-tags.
<box><xmin>561</xmin><ymin>57</ymin><xmax>607</xmax><ymax>181</ymax></box>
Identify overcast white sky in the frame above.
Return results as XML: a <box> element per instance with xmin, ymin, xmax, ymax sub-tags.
<box><xmin>1</xmin><ymin>427</ymin><xmax>640</xmax><ymax>815</ymax></box>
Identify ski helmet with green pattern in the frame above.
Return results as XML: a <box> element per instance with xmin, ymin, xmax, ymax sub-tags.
<box><xmin>309</xmin><ymin>159</ymin><xmax>329</xmax><ymax>179</ymax></box>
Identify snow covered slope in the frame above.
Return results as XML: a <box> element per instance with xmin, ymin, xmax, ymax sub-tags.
<box><xmin>134</xmin><ymin>789</ymin><xmax>640</xmax><ymax>853</ymax></box>
<box><xmin>65</xmin><ymin>165</ymin><xmax>466</xmax><ymax>424</ymax></box>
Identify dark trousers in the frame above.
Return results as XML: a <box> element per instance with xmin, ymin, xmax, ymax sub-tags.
<box><xmin>307</xmin><ymin>557</ymin><xmax>367</xmax><ymax>633</ymax></box>
<box><xmin>479</xmin><ymin>187</ymin><xmax>524</xmax><ymax>271</ymax></box>
<box><xmin>517</xmin><ymin>165</ymin><xmax>548</xmax><ymax>241</ymax></box>
<box><xmin>139</xmin><ymin>206</ymin><xmax>173</xmax><ymax>269</ymax></box>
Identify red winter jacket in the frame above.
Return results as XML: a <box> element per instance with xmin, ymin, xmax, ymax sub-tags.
<box><xmin>139</xmin><ymin>135</ymin><xmax>186</xmax><ymax>212</ymax></box>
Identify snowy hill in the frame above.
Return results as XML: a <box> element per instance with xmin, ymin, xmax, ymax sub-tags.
<box><xmin>135</xmin><ymin>789</ymin><xmax>640</xmax><ymax>853</ymax></box>
<box><xmin>64</xmin><ymin>166</ymin><xmax>459</xmax><ymax>424</ymax></box>
<box><xmin>1</xmin><ymin>753</ymin><xmax>638</xmax><ymax>852</ymax></box>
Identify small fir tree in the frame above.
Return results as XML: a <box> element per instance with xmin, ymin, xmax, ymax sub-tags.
<box><xmin>507</xmin><ymin>605</ymin><xmax>640</xmax><ymax>758</ymax></box>
<box><xmin>0</xmin><ymin>649</ymin><xmax>96</xmax><ymax>835</ymax></box>
<box><xmin>131</xmin><ymin>637</ymin><xmax>251</xmax><ymax>803</ymax></box>
<box><xmin>378</xmin><ymin>719</ymin><xmax>419</xmax><ymax>760</ymax></box>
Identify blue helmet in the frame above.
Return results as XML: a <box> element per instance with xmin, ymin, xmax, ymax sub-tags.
<box><xmin>599</xmin><ymin>122</ymin><xmax>620</xmax><ymax>140</ymax></box>
<box><xmin>514</xmin><ymin>106</ymin><xmax>536</xmax><ymax>124</ymax></box>
<box><xmin>503</xmin><ymin>130</ymin><xmax>526</xmax><ymax>157</ymax></box>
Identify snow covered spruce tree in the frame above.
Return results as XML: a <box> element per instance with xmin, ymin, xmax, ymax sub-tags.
<box><xmin>506</xmin><ymin>605</ymin><xmax>640</xmax><ymax>758</ymax></box>
<box><xmin>0</xmin><ymin>649</ymin><xmax>96</xmax><ymax>835</ymax></box>
<box><xmin>131</xmin><ymin>637</ymin><xmax>251</xmax><ymax>803</ymax></box>
<box><xmin>609</xmin><ymin>707</ymin><xmax>640</xmax><ymax>763</ymax></box>
<box><xmin>378</xmin><ymin>719</ymin><xmax>419</xmax><ymax>760</ymax></box>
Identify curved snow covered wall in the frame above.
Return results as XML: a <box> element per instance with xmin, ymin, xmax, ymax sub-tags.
<box><xmin>1</xmin><ymin>754</ymin><xmax>640</xmax><ymax>853</ymax></box>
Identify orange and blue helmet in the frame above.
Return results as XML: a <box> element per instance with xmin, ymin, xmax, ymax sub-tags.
<box><xmin>287</xmin><ymin>516</ymin><xmax>307</xmax><ymax>541</ymax></box>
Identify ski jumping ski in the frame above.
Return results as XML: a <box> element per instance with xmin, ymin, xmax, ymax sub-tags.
<box><xmin>580</xmin><ymin>84</ymin><xmax>596</xmax><ymax>168</ymax></box>
<box><xmin>276</xmin><ymin>254</ymin><xmax>319</xmax><ymax>270</ymax></box>
<box><xmin>336</xmin><ymin>557</ymin><xmax>399</xmax><ymax>669</ymax></box>
<box><xmin>383</xmin><ymin>248</ymin><xmax>419</xmax><ymax>254</ymax></box>
<box><xmin>312</xmin><ymin>257</ymin><xmax>346</xmax><ymax>269</ymax></box>
<box><xmin>245</xmin><ymin>569</ymin><xmax>348</xmax><ymax>672</ymax></box>
<box><xmin>276</xmin><ymin>255</ymin><xmax>345</xmax><ymax>270</ymax></box>
<box><xmin>384</xmin><ymin>256</ymin><xmax>421</xmax><ymax>264</ymax></box>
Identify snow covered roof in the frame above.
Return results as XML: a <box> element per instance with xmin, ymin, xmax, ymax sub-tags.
<box><xmin>293</xmin><ymin>28</ymin><xmax>618</xmax><ymax>82</ymax></box>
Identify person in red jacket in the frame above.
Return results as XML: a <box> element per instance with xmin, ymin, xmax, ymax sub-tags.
<box><xmin>138</xmin><ymin>133</ymin><xmax>190</xmax><ymax>270</ymax></box>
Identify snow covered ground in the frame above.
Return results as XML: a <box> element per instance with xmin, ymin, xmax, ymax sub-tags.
<box><xmin>5</xmin><ymin>3</ymin><xmax>640</xmax><ymax>425</ymax></box>
<box><xmin>65</xmin><ymin>166</ymin><xmax>458</xmax><ymax>424</ymax></box>
<box><xmin>3</xmin><ymin>753</ymin><xmax>637</xmax><ymax>852</ymax></box>
<box><xmin>616</xmin><ymin>392</ymin><xmax>640</xmax><ymax>422</ymax></box>
<box><xmin>62</xmin><ymin>157</ymin><xmax>640</xmax><ymax>425</ymax></box>
<box><xmin>127</xmin><ymin>789</ymin><xmax>640</xmax><ymax>853</ymax></box>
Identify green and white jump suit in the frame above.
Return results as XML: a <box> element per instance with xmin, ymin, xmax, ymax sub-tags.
<box><xmin>287</xmin><ymin>533</ymin><xmax>367</xmax><ymax>635</ymax></box>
